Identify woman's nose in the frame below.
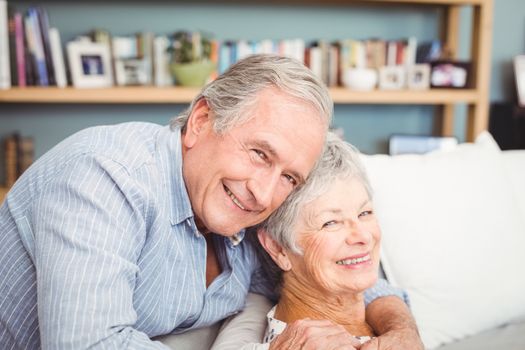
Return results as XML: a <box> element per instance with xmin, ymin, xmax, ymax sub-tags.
<box><xmin>345</xmin><ymin>221</ymin><xmax>372</xmax><ymax>246</ymax></box>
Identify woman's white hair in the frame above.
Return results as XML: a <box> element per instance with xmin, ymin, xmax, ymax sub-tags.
<box><xmin>259</xmin><ymin>132</ymin><xmax>373</xmax><ymax>254</ymax></box>
<box><xmin>170</xmin><ymin>54</ymin><xmax>333</xmax><ymax>133</ymax></box>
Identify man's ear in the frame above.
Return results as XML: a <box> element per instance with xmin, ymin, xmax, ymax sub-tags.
<box><xmin>183</xmin><ymin>98</ymin><xmax>212</xmax><ymax>148</ymax></box>
<box><xmin>257</xmin><ymin>228</ymin><xmax>292</xmax><ymax>271</ymax></box>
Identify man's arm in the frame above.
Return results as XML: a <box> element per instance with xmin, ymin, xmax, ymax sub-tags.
<box><xmin>34</xmin><ymin>154</ymin><xmax>169</xmax><ymax>349</ymax></box>
<box><xmin>362</xmin><ymin>280</ymin><xmax>424</xmax><ymax>350</ymax></box>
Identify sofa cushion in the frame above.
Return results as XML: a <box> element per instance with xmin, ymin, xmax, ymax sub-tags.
<box><xmin>361</xmin><ymin>132</ymin><xmax>525</xmax><ymax>349</ymax></box>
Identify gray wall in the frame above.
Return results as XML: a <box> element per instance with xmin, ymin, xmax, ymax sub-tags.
<box><xmin>1</xmin><ymin>0</ymin><xmax>523</xmax><ymax>161</ymax></box>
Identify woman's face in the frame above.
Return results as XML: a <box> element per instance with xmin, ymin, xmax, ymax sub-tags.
<box><xmin>288</xmin><ymin>177</ymin><xmax>381</xmax><ymax>295</ymax></box>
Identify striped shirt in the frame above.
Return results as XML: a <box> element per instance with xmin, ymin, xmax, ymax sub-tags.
<box><xmin>0</xmin><ymin>122</ymin><xmax>406</xmax><ymax>349</ymax></box>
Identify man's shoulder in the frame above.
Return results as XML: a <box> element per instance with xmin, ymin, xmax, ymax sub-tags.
<box><xmin>58</xmin><ymin>122</ymin><xmax>166</xmax><ymax>170</ymax></box>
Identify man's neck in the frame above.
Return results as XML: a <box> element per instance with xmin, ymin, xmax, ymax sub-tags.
<box><xmin>275</xmin><ymin>272</ymin><xmax>375</xmax><ymax>337</ymax></box>
<box><xmin>205</xmin><ymin>233</ymin><xmax>222</xmax><ymax>287</ymax></box>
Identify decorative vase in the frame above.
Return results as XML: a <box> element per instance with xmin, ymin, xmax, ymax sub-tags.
<box><xmin>170</xmin><ymin>61</ymin><xmax>216</xmax><ymax>87</ymax></box>
<box><xmin>342</xmin><ymin>68</ymin><xmax>378</xmax><ymax>91</ymax></box>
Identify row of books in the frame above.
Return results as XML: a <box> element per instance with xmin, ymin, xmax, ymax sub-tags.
<box><xmin>0</xmin><ymin>2</ymin><xmax>66</xmax><ymax>88</ymax></box>
<box><xmin>0</xmin><ymin>1</ymin><xmax>444</xmax><ymax>89</ymax></box>
<box><xmin>3</xmin><ymin>133</ymin><xmax>34</xmax><ymax>188</ymax></box>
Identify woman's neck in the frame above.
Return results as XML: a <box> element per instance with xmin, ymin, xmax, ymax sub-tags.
<box><xmin>275</xmin><ymin>273</ymin><xmax>375</xmax><ymax>337</ymax></box>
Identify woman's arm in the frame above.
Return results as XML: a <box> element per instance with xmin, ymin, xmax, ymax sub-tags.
<box><xmin>211</xmin><ymin>293</ymin><xmax>272</xmax><ymax>350</ymax></box>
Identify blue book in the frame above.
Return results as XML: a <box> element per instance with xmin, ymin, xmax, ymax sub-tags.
<box><xmin>27</xmin><ymin>7</ymin><xmax>48</xmax><ymax>86</ymax></box>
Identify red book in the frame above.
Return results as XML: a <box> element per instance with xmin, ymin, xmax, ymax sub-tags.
<box><xmin>14</xmin><ymin>12</ymin><xmax>25</xmax><ymax>87</ymax></box>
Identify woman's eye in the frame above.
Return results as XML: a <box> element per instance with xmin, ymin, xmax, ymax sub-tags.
<box><xmin>322</xmin><ymin>220</ymin><xmax>337</xmax><ymax>228</ymax></box>
<box><xmin>359</xmin><ymin>210</ymin><xmax>373</xmax><ymax>218</ymax></box>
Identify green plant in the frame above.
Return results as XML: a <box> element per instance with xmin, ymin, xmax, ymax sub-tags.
<box><xmin>169</xmin><ymin>31</ymin><xmax>212</xmax><ymax>64</ymax></box>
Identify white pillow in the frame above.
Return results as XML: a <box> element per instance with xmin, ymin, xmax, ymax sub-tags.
<box><xmin>361</xmin><ymin>132</ymin><xmax>525</xmax><ymax>349</ymax></box>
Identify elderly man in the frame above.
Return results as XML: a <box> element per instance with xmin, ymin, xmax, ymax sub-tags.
<box><xmin>0</xmin><ymin>55</ymin><xmax>422</xmax><ymax>349</ymax></box>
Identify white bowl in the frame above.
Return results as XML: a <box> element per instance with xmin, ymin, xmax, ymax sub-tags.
<box><xmin>343</xmin><ymin>68</ymin><xmax>378</xmax><ymax>91</ymax></box>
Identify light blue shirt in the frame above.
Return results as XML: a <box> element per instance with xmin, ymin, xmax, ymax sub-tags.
<box><xmin>0</xmin><ymin>122</ymin><xmax>407</xmax><ymax>349</ymax></box>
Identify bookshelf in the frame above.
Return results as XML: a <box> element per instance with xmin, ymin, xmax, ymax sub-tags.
<box><xmin>1</xmin><ymin>0</ymin><xmax>493</xmax><ymax>202</ymax></box>
<box><xmin>0</xmin><ymin>86</ymin><xmax>480</xmax><ymax>104</ymax></box>
<box><xmin>0</xmin><ymin>0</ymin><xmax>493</xmax><ymax>143</ymax></box>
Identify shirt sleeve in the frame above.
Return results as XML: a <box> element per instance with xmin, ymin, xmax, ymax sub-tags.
<box><xmin>211</xmin><ymin>293</ymin><xmax>272</xmax><ymax>350</ymax></box>
<box><xmin>32</xmin><ymin>153</ymin><xmax>169</xmax><ymax>349</ymax></box>
<box><xmin>363</xmin><ymin>278</ymin><xmax>410</xmax><ymax>306</ymax></box>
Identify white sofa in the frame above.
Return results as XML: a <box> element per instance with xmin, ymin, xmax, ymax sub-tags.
<box><xmin>158</xmin><ymin>132</ymin><xmax>525</xmax><ymax>350</ymax></box>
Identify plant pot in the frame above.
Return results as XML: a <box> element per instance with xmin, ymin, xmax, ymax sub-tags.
<box><xmin>342</xmin><ymin>68</ymin><xmax>378</xmax><ymax>91</ymax></box>
<box><xmin>170</xmin><ymin>61</ymin><xmax>216</xmax><ymax>87</ymax></box>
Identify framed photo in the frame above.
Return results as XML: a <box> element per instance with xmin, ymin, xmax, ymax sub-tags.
<box><xmin>379</xmin><ymin>66</ymin><xmax>405</xmax><ymax>90</ymax></box>
<box><xmin>514</xmin><ymin>55</ymin><xmax>525</xmax><ymax>106</ymax></box>
<box><xmin>430</xmin><ymin>60</ymin><xmax>471</xmax><ymax>88</ymax></box>
<box><xmin>67</xmin><ymin>40</ymin><xmax>113</xmax><ymax>88</ymax></box>
<box><xmin>115</xmin><ymin>58</ymin><xmax>150</xmax><ymax>86</ymax></box>
<box><xmin>407</xmin><ymin>64</ymin><xmax>431</xmax><ymax>90</ymax></box>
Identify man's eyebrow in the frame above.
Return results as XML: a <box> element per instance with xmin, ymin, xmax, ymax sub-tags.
<box><xmin>251</xmin><ymin>140</ymin><xmax>305</xmax><ymax>184</ymax></box>
<box><xmin>251</xmin><ymin>140</ymin><xmax>278</xmax><ymax>158</ymax></box>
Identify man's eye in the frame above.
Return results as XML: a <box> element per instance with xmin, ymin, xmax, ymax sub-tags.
<box><xmin>283</xmin><ymin>174</ymin><xmax>297</xmax><ymax>186</ymax></box>
<box><xmin>251</xmin><ymin>149</ymin><xmax>268</xmax><ymax>163</ymax></box>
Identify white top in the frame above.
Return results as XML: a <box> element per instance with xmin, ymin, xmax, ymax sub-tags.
<box><xmin>263</xmin><ymin>306</ymin><xmax>372</xmax><ymax>345</ymax></box>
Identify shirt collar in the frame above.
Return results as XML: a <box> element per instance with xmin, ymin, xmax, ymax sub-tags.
<box><xmin>157</xmin><ymin>126</ymin><xmax>194</xmax><ymax>225</ymax></box>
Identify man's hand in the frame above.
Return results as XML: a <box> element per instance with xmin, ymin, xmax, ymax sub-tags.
<box><xmin>360</xmin><ymin>328</ymin><xmax>423</xmax><ymax>350</ymax></box>
<box><xmin>364</xmin><ymin>296</ymin><xmax>424</xmax><ymax>350</ymax></box>
<box><xmin>269</xmin><ymin>319</ymin><xmax>362</xmax><ymax>350</ymax></box>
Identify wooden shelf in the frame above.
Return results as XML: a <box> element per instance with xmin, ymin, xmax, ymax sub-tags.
<box><xmin>0</xmin><ymin>87</ymin><xmax>479</xmax><ymax>105</ymax></box>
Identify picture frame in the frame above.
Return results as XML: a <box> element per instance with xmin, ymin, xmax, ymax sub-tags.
<box><xmin>67</xmin><ymin>40</ymin><xmax>113</xmax><ymax>88</ymax></box>
<box><xmin>115</xmin><ymin>58</ymin><xmax>150</xmax><ymax>86</ymax></box>
<box><xmin>514</xmin><ymin>55</ymin><xmax>525</xmax><ymax>106</ymax></box>
<box><xmin>378</xmin><ymin>66</ymin><xmax>405</xmax><ymax>90</ymax></box>
<box><xmin>430</xmin><ymin>60</ymin><xmax>471</xmax><ymax>89</ymax></box>
<box><xmin>407</xmin><ymin>64</ymin><xmax>431</xmax><ymax>90</ymax></box>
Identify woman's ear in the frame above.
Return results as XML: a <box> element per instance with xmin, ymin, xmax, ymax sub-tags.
<box><xmin>183</xmin><ymin>98</ymin><xmax>212</xmax><ymax>148</ymax></box>
<box><xmin>257</xmin><ymin>228</ymin><xmax>292</xmax><ymax>271</ymax></box>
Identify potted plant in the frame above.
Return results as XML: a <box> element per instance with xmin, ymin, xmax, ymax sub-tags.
<box><xmin>169</xmin><ymin>31</ymin><xmax>216</xmax><ymax>87</ymax></box>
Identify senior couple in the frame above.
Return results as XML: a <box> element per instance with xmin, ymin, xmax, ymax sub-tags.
<box><xmin>0</xmin><ymin>54</ymin><xmax>423</xmax><ymax>349</ymax></box>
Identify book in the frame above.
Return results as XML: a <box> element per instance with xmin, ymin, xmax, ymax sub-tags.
<box><xmin>7</xmin><ymin>8</ymin><xmax>16</xmax><ymax>86</ymax></box>
<box><xmin>49</xmin><ymin>27</ymin><xmax>66</xmax><ymax>87</ymax></box>
<box><xmin>389</xmin><ymin>134</ymin><xmax>458</xmax><ymax>155</ymax></box>
<box><xmin>17</xmin><ymin>136</ymin><xmax>34</xmax><ymax>177</ymax></box>
<box><xmin>36</xmin><ymin>6</ymin><xmax>55</xmax><ymax>85</ymax></box>
<box><xmin>0</xmin><ymin>0</ymin><xmax>10</xmax><ymax>89</ymax></box>
<box><xmin>25</xmin><ymin>8</ymin><xmax>48</xmax><ymax>86</ymax></box>
<box><xmin>153</xmin><ymin>35</ymin><xmax>171</xmax><ymax>86</ymax></box>
<box><xmin>14</xmin><ymin>12</ymin><xmax>25</xmax><ymax>87</ymax></box>
<box><xmin>4</xmin><ymin>134</ymin><xmax>18</xmax><ymax>187</ymax></box>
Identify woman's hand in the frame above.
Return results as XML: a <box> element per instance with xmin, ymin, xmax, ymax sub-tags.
<box><xmin>269</xmin><ymin>319</ymin><xmax>363</xmax><ymax>350</ymax></box>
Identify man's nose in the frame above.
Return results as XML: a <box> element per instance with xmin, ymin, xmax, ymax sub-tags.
<box><xmin>247</xmin><ymin>168</ymin><xmax>281</xmax><ymax>210</ymax></box>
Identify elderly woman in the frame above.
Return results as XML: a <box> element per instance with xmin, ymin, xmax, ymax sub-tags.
<box><xmin>252</xmin><ymin>133</ymin><xmax>380</xmax><ymax>349</ymax></box>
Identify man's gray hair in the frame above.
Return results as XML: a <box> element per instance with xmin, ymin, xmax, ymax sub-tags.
<box><xmin>259</xmin><ymin>132</ymin><xmax>373</xmax><ymax>254</ymax></box>
<box><xmin>170</xmin><ymin>54</ymin><xmax>333</xmax><ymax>133</ymax></box>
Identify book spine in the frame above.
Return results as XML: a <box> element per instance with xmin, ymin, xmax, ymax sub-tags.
<box><xmin>17</xmin><ymin>136</ymin><xmax>34</xmax><ymax>177</ymax></box>
<box><xmin>27</xmin><ymin>7</ymin><xmax>48</xmax><ymax>86</ymax></box>
<box><xmin>36</xmin><ymin>6</ymin><xmax>55</xmax><ymax>85</ymax></box>
<box><xmin>14</xmin><ymin>12</ymin><xmax>25</xmax><ymax>87</ymax></box>
<box><xmin>153</xmin><ymin>35</ymin><xmax>171</xmax><ymax>86</ymax></box>
<box><xmin>0</xmin><ymin>0</ymin><xmax>11</xmax><ymax>89</ymax></box>
<box><xmin>4</xmin><ymin>134</ymin><xmax>18</xmax><ymax>187</ymax></box>
<box><xmin>49</xmin><ymin>27</ymin><xmax>66</xmax><ymax>87</ymax></box>
<box><xmin>8</xmin><ymin>10</ymin><xmax>16</xmax><ymax>86</ymax></box>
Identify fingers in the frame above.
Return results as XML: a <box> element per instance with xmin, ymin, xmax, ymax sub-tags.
<box><xmin>269</xmin><ymin>318</ymin><xmax>362</xmax><ymax>350</ymax></box>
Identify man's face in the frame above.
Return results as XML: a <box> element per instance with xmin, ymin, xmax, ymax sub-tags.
<box><xmin>182</xmin><ymin>88</ymin><xmax>326</xmax><ymax>236</ymax></box>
